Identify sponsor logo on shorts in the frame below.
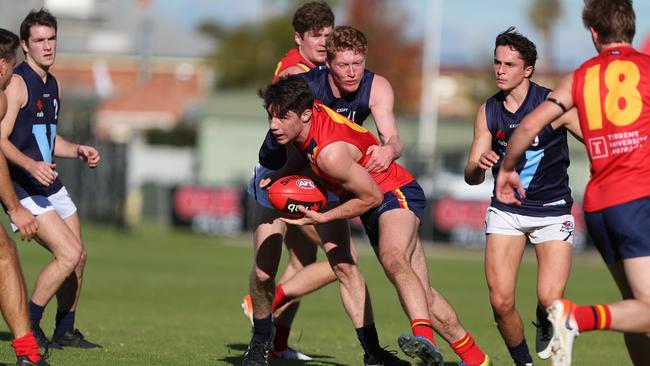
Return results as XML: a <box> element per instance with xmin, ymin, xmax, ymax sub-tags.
<box><xmin>560</xmin><ymin>220</ymin><xmax>574</xmax><ymax>233</ymax></box>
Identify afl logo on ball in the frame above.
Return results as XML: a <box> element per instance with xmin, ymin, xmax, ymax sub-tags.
<box><xmin>296</xmin><ymin>179</ymin><xmax>316</xmax><ymax>190</ymax></box>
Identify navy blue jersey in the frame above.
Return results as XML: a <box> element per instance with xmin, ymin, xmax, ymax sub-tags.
<box><xmin>10</xmin><ymin>62</ymin><xmax>63</xmax><ymax>198</ymax></box>
<box><xmin>486</xmin><ymin>81</ymin><xmax>573</xmax><ymax>216</ymax></box>
<box><xmin>257</xmin><ymin>66</ymin><xmax>374</xmax><ymax>170</ymax></box>
<box><xmin>303</xmin><ymin>67</ymin><xmax>374</xmax><ymax>125</ymax></box>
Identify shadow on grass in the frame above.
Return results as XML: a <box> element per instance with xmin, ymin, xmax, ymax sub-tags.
<box><xmin>0</xmin><ymin>331</ymin><xmax>12</xmax><ymax>341</ymax></box>
<box><xmin>219</xmin><ymin>343</ymin><xmax>346</xmax><ymax>366</ymax></box>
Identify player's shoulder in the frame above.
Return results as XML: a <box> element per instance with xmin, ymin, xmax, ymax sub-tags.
<box><xmin>5</xmin><ymin>74</ymin><xmax>27</xmax><ymax>102</ymax></box>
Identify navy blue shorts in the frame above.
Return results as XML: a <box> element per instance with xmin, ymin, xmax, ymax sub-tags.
<box><xmin>360</xmin><ymin>180</ymin><xmax>426</xmax><ymax>247</ymax></box>
<box><xmin>585</xmin><ymin>195</ymin><xmax>650</xmax><ymax>264</ymax></box>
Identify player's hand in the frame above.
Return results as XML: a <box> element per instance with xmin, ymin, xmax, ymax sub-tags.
<box><xmin>280</xmin><ymin>205</ymin><xmax>326</xmax><ymax>226</ymax></box>
<box><xmin>78</xmin><ymin>145</ymin><xmax>101</xmax><ymax>168</ymax></box>
<box><xmin>365</xmin><ymin>145</ymin><xmax>394</xmax><ymax>173</ymax></box>
<box><xmin>259</xmin><ymin>174</ymin><xmax>280</xmax><ymax>191</ymax></box>
<box><xmin>26</xmin><ymin>161</ymin><xmax>57</xmax><ymax>186</ymax></box>
<box><xmin>477</xmin><ymin>151</ymin><xmax>500</xmax><ymax>170</ymax></box>
<box><xmin>7</xmin><ymin>206</ymin><xmax>37</xmax><ymax>241</ymax></box>
<box><xmin>495</xmin><ymin>168</ymin><xmax>525</xmax><ymax>206</ymax></box>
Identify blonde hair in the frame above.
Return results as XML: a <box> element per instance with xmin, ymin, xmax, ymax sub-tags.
<box><xmin>326</xmin><ymin>26</ymin><xmax>367</xmax><ymax>60</ymax></box>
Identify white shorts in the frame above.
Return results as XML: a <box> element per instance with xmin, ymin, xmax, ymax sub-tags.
<box><xmin>247</xmin><ymin>163</ymin><xmax>339</xmax><ymax>210</ymax></box>
<box><xmin>11</xmin><ymin>186</ymin><xmax>77</xmax><ymax>231</ymax></box>
<box><xmin>485</xmin><ymin>206</ymin><xmax>575</xmax><ymax>245</ymax></box>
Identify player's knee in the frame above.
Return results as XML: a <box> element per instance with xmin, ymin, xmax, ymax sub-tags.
<box><xmin>379</xmin><ymin>254</ymin><xmax>409</xmax><ymax>278</ymax></box>
<box><xmin>330</xmin><ymin>261</ymin><xmax>358</xmax><ymax>283</ymax></box>
<box><xmin>76</xmin><ymin>247</ymin><xmax>88</xmax><ymax>269</ymax></box>
<box><xmin>489</xmin><ymin>293</ymin><xmax>516</xmax><ymax>316</ymax></box>
<box><xmin>58</xmin><ymin>245</ymin><xmax>83</xmax><ymax>273</ymax></box>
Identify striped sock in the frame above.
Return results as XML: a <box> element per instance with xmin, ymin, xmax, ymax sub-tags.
<box><xmin>451</xmin><ymin>332</ymin><xmax>487</xmax><ymax>366</ymax></box>
<box><xmin>574</xmin><ymin>304</ymin><xmax>612</xmax><ymax>332</ymax></box>
<box><xmin>410</xmin><ymin>319</ymin><xmax>436</xmax><ymax>345</ymax></box>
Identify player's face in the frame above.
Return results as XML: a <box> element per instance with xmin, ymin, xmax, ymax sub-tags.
<box><xmin>0</xmin><ymin>56</ymin><xmax>16</xmax><ymax>90</ymax></box>
<box><xmin>268</xmin><ymin>108</ymin><xmax>307</xmax><ymax>145</ymax></box>
<box><xmin>22</xmin><ymin>25</ymin><xmax>57</xmax><ymax>70</ymax></box>
<box><xmin>327</xmin><ymin>50</ymin><xmax>366</xmax><ymax>94</ymax></box>
<box><xmin>296</xmin><ymin>26</ymin><xmax>332</xmax><ymax>65</ymax></box>
<box><xmin>493</xmin><ymin>45</ymin><xmax>532</xmax><ymax>92</ymax></box>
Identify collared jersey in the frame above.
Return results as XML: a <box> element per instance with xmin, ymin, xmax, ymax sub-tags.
<box><xmin>303</xmin><ymin>67</ymin><xmax>374</xmax><ymax>125</ymax></box>
<box><xmin>572</xmin><ymin>46</ymin><xmax>650</xmax><ymax>212</ymax></box>
<box><xmin>298</xmin><ymin>103</ymin><xmax>412</xmax><ymax>193</ymax></box>
<box><xmin>11</xmin><ymin>62</ymin><xmax>63</xmax><ymax>198</ymax></box>
<box><xmin>486</xmin><ymin>81</ymin><xmax>573</xmax><ymax>216</ymax></box>
<box><xmin>259</xmin><ymin>49</ymin><xmax>317</xmax><ymax>170</ymax></box>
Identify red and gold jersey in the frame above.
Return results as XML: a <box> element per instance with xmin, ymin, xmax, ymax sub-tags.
<box><xmin>298</xmin><ymin>103</ymin><xmax>414</xmax><ymax>193</ymax></box>
<box><xmin>272</xmin><ymin>49</ymin><xmax>315</xmax><ymax>83</ymax></box>
<box><xmin>572</xmin><ymin>46</ymin><xmax>650</xmax><ymax>212</ymax></box>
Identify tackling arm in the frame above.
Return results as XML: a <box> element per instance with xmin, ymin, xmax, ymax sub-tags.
<box><xmin>365</xmin><ymin>75</ymin><xmax>402</xmax><ymax>173</ymax></box>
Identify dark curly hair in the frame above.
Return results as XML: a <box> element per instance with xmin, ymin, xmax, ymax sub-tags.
<box><xmin>259</xmin><ymin>74</ymin><xmax>314</xmax><ymax>119</ymax></box>
<box><xmin>292</xmin><ymin>1</ymin><xmax>334</xmax><ymax>37</ymax></box>
<box><xmin>20</xmin><ymin>8</ymin><xmax>57</xmax><ymax>42</ymax></box>
<box><xmin>495</xmin><ymin>26</ymin><xmax>537</xmax><ymax>76</ymax></box>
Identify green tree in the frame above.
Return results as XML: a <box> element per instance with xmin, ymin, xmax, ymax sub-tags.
<box><xmin>528</xmin><ymin>0</ymin><xmax>562</xmax><ymax>69</ymax></box>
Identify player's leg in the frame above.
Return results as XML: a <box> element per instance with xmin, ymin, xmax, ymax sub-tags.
<box><xmin>270</xmin><ymin>224</ymin><xmax>319</xmax><ymax>360</ymax></box>
<box><xmin>485</xmin><ymin>232</ymin><xmax>532</xmax><ymax>365</ymax></box>
<box><xmin>0</xmin><ymin>228</ymin><xmax>45</xmax><ymax>364</ymax></box>
<box><xmin>533</xmin><ymin>238</ymin><xmax>572</xmax><ymax>360</ymax></box>
<box><xmin>606</xmin><ymin>260</ymin><xmax>650</xmax><ymax>365</ymax></box>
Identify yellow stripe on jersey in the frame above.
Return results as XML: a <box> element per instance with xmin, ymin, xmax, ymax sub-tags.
<box><xmin>318</xmin><ymin>103</ymin><xmax>368</xmax><ymax>133</ymax></box>
<box><xmin>394</xmin><ymin>188</ymin><xmax>409</xmax><ymax>209</ymax></box>
<box><xmin>297</xmin><ymin>63</ymin><xmax>310</xmax><ymax>72</ymax></box>
<box><xmin>273</xmin><ymin>61</ymin><xmax>283</xmax><ymax>79</ymax></box>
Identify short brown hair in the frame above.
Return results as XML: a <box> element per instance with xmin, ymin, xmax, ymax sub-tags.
<box><xmin>20</xmin><ymin>8</ymin><xmax>58</xmax><ymax>42</ymax></box>
<box><xmin>326</xmin><ymin>26</ymin><xmax>367</xmax><ymax>60</ymax></box>
<box><xmin>0</xmin><ymin>28</ymin><xmax>19</xmax><ymax>60</ymax></box>
<box><xmin>582</xmin><ymin>0</ymin><xmax>635</xmax><ymax>44</ymax></box>
<box><xmin>292</xmin><ymin>1</ymin><xmax>334</xmax><ymax>37</ymax></box>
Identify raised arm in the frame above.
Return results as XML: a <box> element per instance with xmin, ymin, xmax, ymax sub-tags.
<box><xmin>365</xmin><ymin>75</ymin><xmax>402</xmax><ymax>173</ymax></box>
<box><xmin>283</xmin><ymin>141</ymin><xmax>383</xmax><ymax>225</ymax></box>
<box><xmin>496</xmin><ymin>73</ymin><xmax>576</xmax><ymax>205</ymax></box>
<box><xmin>464</xmin><ymin>103</ymin><xmax>499</xmax><ymax>185</ymax></box>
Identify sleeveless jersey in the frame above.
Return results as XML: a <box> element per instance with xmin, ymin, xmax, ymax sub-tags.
<box><xmin>298</xmin><ymin>103</ymin><xmax>413</xmax><ymax>193</ymax></box>
<box><xmin>259</xmin><ymin>49</ymin><xmax>317</xmax><ymax>170</ymax></box>
<box><xmin>11</xmin><ymin>62</ymin><xmax>63</xmax><ymax>198</ymax></box>
<box><xmin>572</xmin><ymin>46</ymin><xmax>650</xmax><ymax>212</ymax></box>
<box><xmin>486</xmin><ymin>81</ymin><xmax>573</xmax><ymax>216</ymax></box>
<box><xmin>303</xmin><ymin>67</ymin><xmax>374</xmax><ymax>125</ymax></box>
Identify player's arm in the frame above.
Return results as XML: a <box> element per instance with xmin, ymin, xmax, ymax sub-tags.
<box><xmin>365</xmin><ymin>75</ymin><xmax>402</xmax><ymax>173</ymax></box>
<box><xmin>0</xmin><ymin>75</ymin><xmax>58</xmax><ymax>186</ymax></box>
<box><xmin>277</xmin><ymin>65</ymin><xmax>309</xmax><ymax>80</ymax></box>
<box><xmin>551</xmin><ymin>107</ymin><xmax>583</xmax><ymax>143</ymax></box>
<box><xmin>53</xmin><ymin>134</ymin><xmax>101</xmax><ymax>168</ymax></box>
<box><xmin>282</xmin><ymin>141</ymin><xmax>383</xmax><ymax>225</ymax></box>
<box><xmin>496</xmin><ymin>73</ymin><xmax>576</xmax><ymax>205</ymax></box>
<box><xmin>464</xmin><ymin>103</ymin><xmax>499</xmax><ymax>185</ymax></box>
<box><xmin>0</xmin><ymin>92</ymin><xmax>37</xmax><ymax>240</ymax></box>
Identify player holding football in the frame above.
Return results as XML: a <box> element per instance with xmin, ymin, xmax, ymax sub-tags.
<box><xmin>0</xmin><ymin>9</ymin><xmax>101</xmax><ymax>350</ymax></box>
<box><xmin>496</xmin><ymin>1</ymin><xmax>650</xmax><ymax>365</ymax></box>
<box><xmin>0</xmin><ymin>27</ymin><xmax>49</xmax><ymax>366</ymax></box>
<box><xmin>243</xmin><ymin>4</ymin><xmax>408</xmax><ymax>366</ymax></box>
<box><xmin>464</xmin><ymin>27</ymin><xmax>582</xmax><ymax>366</ymax></box>
<box><xmin>259</xmin><ymin>74</ymin><xmax>491</xmax><ymax>366</ymax></box>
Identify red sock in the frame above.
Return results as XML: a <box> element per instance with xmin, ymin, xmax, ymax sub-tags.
<box><xmin>272</xmin><ymin>284</ymin><xmax>291</xmax><ymax>313</ymax></box>
<box><xmin>450</xmin><ymin>332</ymin><xmax>487</xmax><ymax>366</ymax></box>
<box><xmin>12</xmin><ymin>332</ymin><xmax>41</xmax><ymax>362</ymax></box>
<box><xmin>574</xmin><ymin>304</ymin><xmax>612</xmax><ymax>332</ymax></box>
<box><xmin>410</xmin><ymin>319</ymin><xmax>436</xmax><ymax>346</ymax></box>
<box><xmin>273</xmin><ymin>323</ymin><xmax>290</xmax><ymax>352</ymax></box>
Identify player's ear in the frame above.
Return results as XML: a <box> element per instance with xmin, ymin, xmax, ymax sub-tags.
<box><xmin>524</xmin><ymin>65</ymin><xmax>534</xmax><ymax>78</ymax></box>
<box><xmin>294</xmin><ymin>31</ymin><xmax>303</xmax><ymax>47</ymax></box>
<box><xmin>20</xmin><ymin>40</ymin><xmax>28</xmax><ymax>54</ymax></box>
<box><xmin>300</xmin><ymin>108</ymin><xmax>312</xmax><ymax>123</ymax></box>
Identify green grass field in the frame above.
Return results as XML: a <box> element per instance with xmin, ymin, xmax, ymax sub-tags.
<box><xmin>0</xmin><ymin>222</ymin><xmax>631</xmax><ymax>365</ymax></box>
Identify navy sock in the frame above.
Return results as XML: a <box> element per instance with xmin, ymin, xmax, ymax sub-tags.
<box><xmin>29</xmin><ymin>301</ymin><xmax>45</xmax><ymax>329</ymax></box>
<box><xmin>54</xmin><ymin>311</ymin><xmax>75</xmax><ymax>337</ymax></box>
<box><xmin>252</xmin><ymin>314</ymin><xmax>273</xmax><ymax>342</ymax></box>
<box><xmin>507</xmin><ymin>339</ymin><xmax>533</xmax><ymax>364</ymax></box>
<box><xmin>356</xmin><ymin>324</ymin><xmax>380</xmax><ymax>355</ymax></box>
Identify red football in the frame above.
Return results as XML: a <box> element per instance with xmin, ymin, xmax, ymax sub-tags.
<box><xmin>268</xmin><ymin>175</ymin><xmax>328</xmax><ymax>218</ymax></box>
